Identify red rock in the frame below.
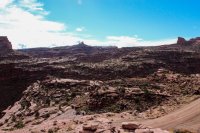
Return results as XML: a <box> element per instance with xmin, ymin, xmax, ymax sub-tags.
<box><xmin>83</xmin><ymin>122</ymin><xmax>99</xmax><ymax>131</ymax></box>
<box><xmin>135</xmin><ymin>129</ymin><xmax>154</xmax><ymax>133</ymax></box>
<box><xmin>188</xmin><ymin>37</ymin><xmax>200</xmax><ymax>44</ymax></box>
<box><xmin>177</xmin><ymin>37</ymin><xmax>187</xmax><ymax>45</ymax></box>
<box><xmin>0</xmin><ymin>36</ymin><xmax>12</xmax><ymax>52</ymax></box>
<box><xmin>121</xmin><ymin>122</ymin><xmax>141</xmax><ymax>130</ymax></box>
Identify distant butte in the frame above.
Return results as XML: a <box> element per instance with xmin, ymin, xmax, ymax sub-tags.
<box><xmin>177</xmin><ymin>36</ymin><xmax>200</xmax><ymax>45</ymax></box>
<box><xmin>0</xmin><ymin>36</ymin><xmax>13</xmax><ymax>53</ymax></box>
<box><xmin>177</xmin><ymin>37</ymin><xmax>187</xmax><ymax>45</ymax></box>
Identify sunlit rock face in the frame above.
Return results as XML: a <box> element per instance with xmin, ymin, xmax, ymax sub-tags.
<box><xmin>0</xmin><ymin>36</ymin><xmax>13</xmax><ymax>53</ymax></box>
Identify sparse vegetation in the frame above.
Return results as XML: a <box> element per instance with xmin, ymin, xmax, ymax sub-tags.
<box><xmin>11</xmin><ymin>114</ymin><xmax>16</xmax><ymax>122</ymax></box>
<box><xmin>14</xmin><ymin>120</ymin><xmax>25</xmax><ymax>129</ymax></box>
<box><xmin>48</xmin><ymin>129</ymin><xmax>54</xmax><ymax>133</ymax></box>
<box><xmin>35</xmin><ymin>110</ymin><xmax>40</xmax><ymax>119</ymax></box>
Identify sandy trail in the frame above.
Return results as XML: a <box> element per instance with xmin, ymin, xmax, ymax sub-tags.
<box><xmin>143</xmin><ymin>98</ymin><xmax>200</xmax><ymax>132</ymax></box>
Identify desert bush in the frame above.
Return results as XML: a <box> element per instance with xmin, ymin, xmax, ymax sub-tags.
<box><xmin>48</xmin><ymin>129</ymin><xmax>54</xmax><ymax>133</ymax></box>
<box><xmin>11</xmin><ymin>114</ymin><xmax>16</xmax><ymax>122</ymax></box>
<box><xmin>35</xmin><ymin>110</ymin><xmax>40</xmax><ymax>119</ymax></box>
<box><xmin>14</xmin><ymin>120</ymin><xmax>24</xmax><ymax>129</ymax></box>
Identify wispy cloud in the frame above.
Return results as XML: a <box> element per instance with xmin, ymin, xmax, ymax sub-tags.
<box><xmin>19</xmin><ymin>0</ymin><xmax>43</xmax><ymax>11</ymax></box>
<box><xmin>106</xmin><ymin>36</ymin><xmax>142</xmax><ymax>48</ymax></box>
<box><xmin>0</xmin><ymin>0</ymin><xmax>13</xmax><ymax>8</ymax></box>
<box><xmin>85</xmin><ymin>36</ymin><xmax>176</xmax><ymax>48</ymax></box>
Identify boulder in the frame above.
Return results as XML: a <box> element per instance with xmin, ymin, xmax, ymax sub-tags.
<box><xmin>121</xmin><ymin>122</ymin><xmax>141</xmax><ymax>130</ymax></box>
<box><xmin>82</xmin><ymin>122</ymin><xmax>99</xmax><ymax>131</ymax></box>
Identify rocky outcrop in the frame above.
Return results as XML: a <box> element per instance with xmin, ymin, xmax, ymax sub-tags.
<box><xmin>0</xmin><ymin>37</ymin><xmax>30</xmax><ymax>60</ymax></box>
<box><xmin>120</xmin><ymin>122</ymin><xmax>169</xmax><ymax>133</ymax></box>
<box><xmin>121</xmin><ymin>122</ymin><xmax>141</xmax><ymax>130</ymax></box>
<box><xmin>176</xmin><ymin>37</ymin><xmax>200</xmax><ymax>50</ymax></box>
<box><xmin>188</xmin><ymin>37</ymin><xmax>200</xmax><ymax>46</ymax></box>
<box><xmin>177</xmin><ymin>37</ymin><xmax>187</xmax><ymax>45</ymax></box>
<box><xmin>0</xmin><ymin>36</ymin><xmax>12</xmax><ymax>53</ymax></box>
<box><xmin>79</xmin><ymin>121</ymin><xmax>169</xmax><ymax>133</ymax></box>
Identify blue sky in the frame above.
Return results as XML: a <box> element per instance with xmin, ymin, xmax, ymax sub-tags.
<box><xmin>0</xmin><ymin>0</ymin><xmax>199</xmax><ymax>48</ymax></box>
<box><xmin>43</xmin><ymin>0</ymin><xmax>200</xmax><ymax>40</ymax></box>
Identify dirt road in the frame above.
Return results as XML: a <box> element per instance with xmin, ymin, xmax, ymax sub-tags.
<box><xmin>143</xmin><ymin>98</ymin><xmax>200</xmax><ymax>132</ymax></box>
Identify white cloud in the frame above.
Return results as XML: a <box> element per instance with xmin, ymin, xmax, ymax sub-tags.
<box><xmin>0</xmin><ymin>0</ymin><xmax>82</xmax><ymax>48</ymax></box>
<box><xmin>138</xmin><ymin>38</ymin><xmax>177</xmax><ymax>46</ymax></box>
<box><xmin>85</xmin><ymin>36</ymin><xmax>176</xmax><ymax>48</ymax></box>
<box><xmin>76</xmin><ymin>27</ymin><xmax>85</xmax><ymax>32</ymax></box>
<box><xmin>0</xmin><ymin>0</ymin><xmax>13</xmax><ymax>8</ymax></box>
<box><xmin>106</xmin><ymin>36</ymin><xmax>142</xmax><ymax>48</ymax></box>
<box><xmin>0</xmin><ymin>0</ymin><xmax>176</xmax><ymax>49</ymax></box>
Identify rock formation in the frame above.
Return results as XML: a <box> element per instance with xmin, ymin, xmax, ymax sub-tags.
<box><xmin>189</xmin><ymin>37</ymin><xmax>200</xmax><ymax>43</ymax></box>
<box><xmin>177</xmin><ymin>37</ymin><xmax>187</xmax><ymax>45</ymax></box>
<box><xmin>0</xmin><ymin>36</ymin><xmax>12</xmax><ymax>53</ymax></box>
<box><xmin>79</xmin><ymin>121</ymin><xmax>169</xmax><ymax>133</ymax></box>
